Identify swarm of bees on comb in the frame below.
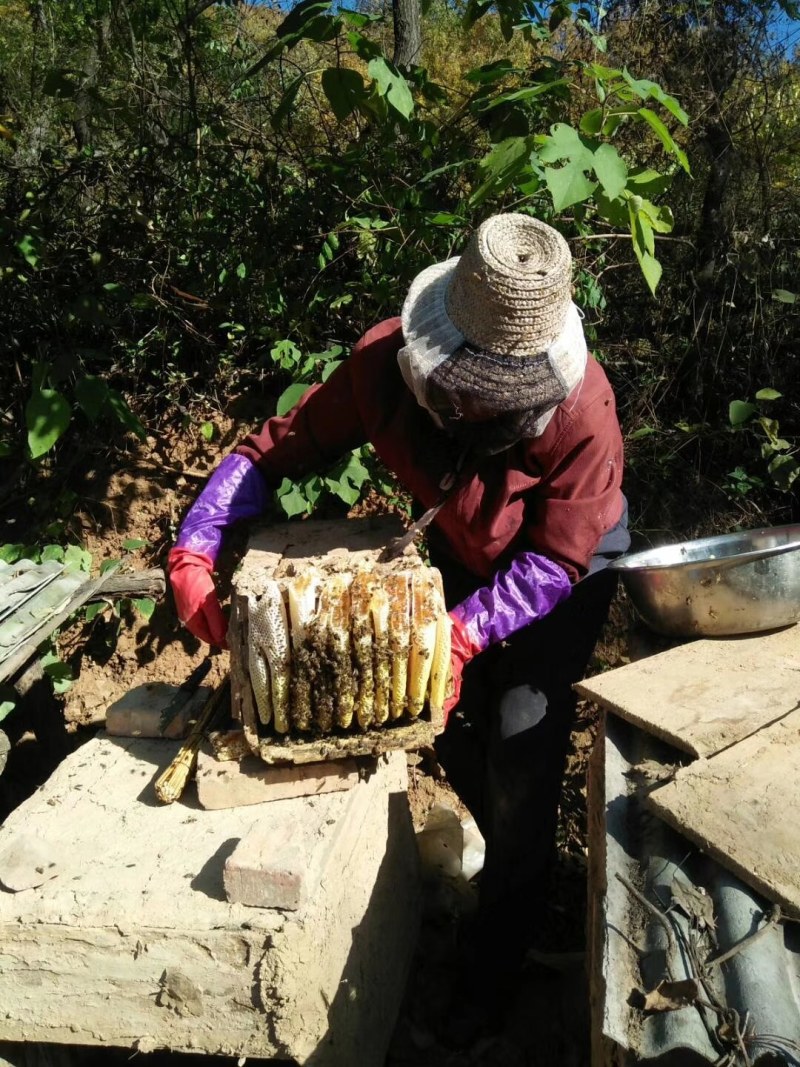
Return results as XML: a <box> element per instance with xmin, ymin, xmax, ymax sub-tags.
<box><xmin>243</xmin><ymin>562</ymin><xmax>452</xmax><ymax>737</ymax></box>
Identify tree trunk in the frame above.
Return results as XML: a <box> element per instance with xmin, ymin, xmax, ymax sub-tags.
<box><xmin>392</xmin><ymin>0</ymin><xmax>422</xmax><ymax>69</ymax></box>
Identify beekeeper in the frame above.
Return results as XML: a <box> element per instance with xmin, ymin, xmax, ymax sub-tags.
<box><xmin>169</xmin><ymin>213</ymin><xmax>629</xmax><ymax>1012</ymax></box>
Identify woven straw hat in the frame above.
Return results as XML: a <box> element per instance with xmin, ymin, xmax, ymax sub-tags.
<box><xmin>399</xmin><ymin>214</ymin><xmax>586</xmax><ymax>423</ymax></box>
<box><xmin>447</xmin><ymin>214</ymin><xmax>572</xmax><ymax>355</ymax></box>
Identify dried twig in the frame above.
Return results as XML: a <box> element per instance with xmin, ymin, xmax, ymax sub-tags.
<box><xmin>707</xmin><ymin>904</ymin><xmax>782</xmax><ymax>970</ymax></box>
<box><xmin>615</xmin><ymin>872</ymin><xmax>678</xmax><ymax>978</ymax></box>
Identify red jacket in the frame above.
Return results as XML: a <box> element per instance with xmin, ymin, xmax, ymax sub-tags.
<box><xmin>236</xmin><ymin>318</ymin><xmax>625</xmax><ymax>583</ymax></box>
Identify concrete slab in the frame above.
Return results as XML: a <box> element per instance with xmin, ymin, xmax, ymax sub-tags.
<box><xmin>0</xmin><ymin>735</ymin><xmax>420</xmax><ymax>1064</ymax></box>
<box><xmin>647</xmin><ymin>706</ymin><xmax>800</xmax><ymax>917</ymax></box>
<box><xmin>576</xmin><ymin>624</ymin><xmax>800</xmax><ymax>758</ymax></box>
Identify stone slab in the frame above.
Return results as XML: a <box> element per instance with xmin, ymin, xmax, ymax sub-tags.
<box><xmin>105</xmin><ymin>683</ymin><xmax>212</xmax><ymax>739</ymax></box>
<box><xmin>647</xmin><ymin>706</ymin><xmax>800</xmax><ymax>916</ymax></box>
<box><xmin>576</xmin><ymin>624</ymin><xmax>800</xmax><ymax>758</ymax></box>
<box><xmin>0</xmin><ymin>734</ymin><xmax>420</xmax><ymax>1064</ymax></box>
<box><xmin>196</xmin><ymin>746</ymin><xmax>359</xmax><ymax>810</ymax></box>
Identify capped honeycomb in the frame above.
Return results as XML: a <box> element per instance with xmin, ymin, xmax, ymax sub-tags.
<box><xmin>244</xmin><ymin>562</ymin><xmax>451</xmax><ymax>737</ymax></box>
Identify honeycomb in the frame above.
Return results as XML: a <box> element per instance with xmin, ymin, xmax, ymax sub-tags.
<box><xmin>245</xmin><ymin>563</ymin><xmax>451</xmax><ymax>736</ymax></box>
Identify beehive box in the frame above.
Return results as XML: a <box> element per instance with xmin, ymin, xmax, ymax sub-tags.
<box><xmin>228</xmin><ymin>518</ymin><xmax>451</xmax><ymax>765</ymax></box>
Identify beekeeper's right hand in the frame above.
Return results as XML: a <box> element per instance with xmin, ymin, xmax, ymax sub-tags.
<box><xmin>168</xmin><ymin>453</ymin><xmax>271</xmax><ymax>647</ymax></box>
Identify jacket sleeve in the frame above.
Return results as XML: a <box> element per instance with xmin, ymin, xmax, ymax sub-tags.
<box><xmin>524</xmin><ymin>387</ymin><xmax>625</xmax><ymax>584</ymax></box>
<box><xmin>236</xmin><ymin>356</ymin><xmax>367</xmax><ymax>483</ymax></box>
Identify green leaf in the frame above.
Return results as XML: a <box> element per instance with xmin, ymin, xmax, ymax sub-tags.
<box><xmin>41</xmin><ymin>545</ymin><xmax>65</xmax><ymax>564</ymax></box>
<box><xmin>755</xmin><ymin>388</ymin><xmax>782</xmax><ymax>401</ymax></box>
<box><xmin>637</xmin><ymin>108</ymin><xmax>690</xmax><ymax>173</ymax></box>
<box><xmin>271</xmin><ymin>339</ymin><xmax>302</xmax><ymax>371</ymax></box>
<box><xmin>636</xmin><ymin>251</ymin><xmax>662</xmax><ymax>295</ymax></box>
<box><xmin>84</xmin><ymin>602</ymin><xmax>104</xmax><ymax>622</ymax></box>
<box><xmin>133</xmin><ymin>598</ymin><xmax>156</xmax><ymax>620</ymax></box>
<box><xmin>629</xmin><ymin>426</ymin><xmax>657</xmax><ymax>440</ymax></box>
<box><xmin>200</xmin><ymin>421</ymin><xmax>215</xmax><ymax>442</ymax></box>
<box><xmin>273</xmin><ymin>73</ymin><xmax>306</xmax><ymax>127</ymax></box>
<box><xmin>41</xmin><ymin>652</ymin><xmax>73</xmax><ymax>695</ymax></box>
<box><xmin>636</xmin><ymin>213</ymin><xmax>654</xmax><ymax>256</ymax></box>
<box><xmin>471</xmin><ymin>135</ymin><xmax>536</xmax><ymax>206</ymax></box>
<box><xmin>75</xmin><ymin>375</ymin><xmax>108</xmax><ymax>422</ymax></box>
<box><xmin>480</xmin><ymin>79</ymin><xmax>568</xmax><ymax>110</ymax></box>
<box><xmin>0</xmin><ymin>699</ymin><xmax>15</xmax><ymax>724</ymax></box>
<box><xmin>0</xmin><ymin>544</ymin><xmax>27</xmax><ymax>564</ymax></box>
<box><xmin>321</xmin><ymin>360</ymin><xmax>343</xmax><ymax>382</ymax></box>
<box><xmin>621</xmin><ymin>70</ymin><xmax>688</xmax><ymax>125</ymax></box>
<box><xmin>64</xmin><ymin>545</ymin><xmax>92</xmax><ymax>572</ymax></box>
<box><xmin>367</xmin><ymin>57</ymin><xmax>414</xmax><ymax>119</ymax></box>
<box><xmin>464</xmin><ymin>59</ymin><xmax>516</xmax><ymax>85</ymax></box>
<box><xmin>593</xmin><ymin>143</ymin><xmax>627</xmax><ymax>198</ymax></box>
<box><xmin>539</xmin><ymin>123</ymin><xmax>595</xmax><ymax>166</ymax></box>
<box><xmin>130</xmin><ymin>292</ymin><xmax>159</xmax><ymax>310</ymax></box>
<box><xmin>549</xmin><ymin>1</ymin><xmax>571</xmax><ymax>31</ymax></box>
<box><xmin>277</xmin><ymin>383</ymin><xmax>312</xmax><ymax>417</ymax></box>
<box><xmin>772</xmin><ymin>289</ymin><xmax>797</xmax><ymax>304</ymax></box>
<box><xmin>427</xmin><ymin>212</ymin><xmax>464</xmax><ymax>225</ymax></box>
<box><xmin>626</xmin><ymin>167</ymin><xmax>672</xmax><ymax>196</ymax></box>
<box><xmin>16</xmin><ymin>234</ymin><xmax>39</xmax><ymax>268</ymax></box>
<box><xmin>26</xmin><ymin>385</ymin><xmax>71</xmax><ymax>459</ymax></box>
<box><xmin>462</xmin><ymin>0</ymin><xmax>493</xmax><ymax>30</ymax></box>
<box><xmin>767</xmin><ymin>454</ymin><xmax>799</xmax><ymax>491</ymax></box>
<box><xmin>100</xmin><ymin>558</ymin><xmax>121</xmax><ymax>575</ymax></box>
<box><xmin>543</xmin><ymin>164</ymin><xmax>596</xmax><ymax>212</ymax></box>
<box><xmin>347</xmin><ymin>31</ymin><xmax>382</xmax><ymax>61</ymax></box>
<box><xmin>276</xmin><ymin>0</ymin><xmax>333</xmax><ymax>39</ymax></box>
<box><xmin>276</xmin><ymin>479</ymin><xmax>313</xmax><ymax>518</ymax></box>
<box><xmin>580</xmin><ymin>108</ymin><xmax>604</xmax><ymax>135</ymax></box>
<box><xmin>123</xmin><ymin>538</ymin><xmax>149</xmax><ymax>551</ymax></box>
<box><xmin>321</xmin><ymin>67</ymin><xmax>365</xmax><ymax>121</ymax></box>
<box><xmin>105</xmin><ymin>389</ymin><xmax>147</xmax><ymax>440</ymax></box>
<box><xmin>594</xmin><ymin>190</ymin><xmax>628</xmax><ymax>227</ymax></box>
<box><xmin>729</xmin><ymin>400</ymin><xmax>757</xmax><ymax>426</ymax></box>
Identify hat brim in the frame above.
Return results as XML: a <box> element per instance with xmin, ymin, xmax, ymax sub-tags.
<box><xmin>401</xmin><ymin>257</ymin><xmax>463</xmax><ymax>365</ymax></box>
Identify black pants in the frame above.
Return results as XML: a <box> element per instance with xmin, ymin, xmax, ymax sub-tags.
<box><xmin>432</xmin><ymin>553</ymin><xmax>618</xmax><ymax>970</ymax></box>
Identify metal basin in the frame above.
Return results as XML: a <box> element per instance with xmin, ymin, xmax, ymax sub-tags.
<box><xmin>609</xmin><ymin>524</ymin><xmax>800</xmax><ymax>637</ymax></box>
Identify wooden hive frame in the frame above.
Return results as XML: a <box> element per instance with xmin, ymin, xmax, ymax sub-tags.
<box><xmin>228</xmin><ymin>518</ymin><xmax>450</xmax><ymax>765</ymax></box>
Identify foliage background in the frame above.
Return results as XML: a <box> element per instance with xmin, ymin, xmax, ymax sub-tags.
<box><xmin>1</xmin><ymin>0</ymin><xmax>798</xmax><ymax>547</ymax></box>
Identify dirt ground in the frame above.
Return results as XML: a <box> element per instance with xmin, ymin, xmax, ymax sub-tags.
<box><xmin>0</xmin><ymin>419</ymin><xmax>645</xmax><ymax>1066</ymax></box>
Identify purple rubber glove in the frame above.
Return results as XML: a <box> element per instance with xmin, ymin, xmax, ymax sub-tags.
<box><xmin>174</xmin><ymin>453</ymin><xmax>270</xmax><ymax>562</ymax></box>
<box><xmin>169</xmin><ymin>453</ymin><xmax>270</xmax><ymax>646</ymax></box>
<box><xmin>444</xmin><ymin>552</ymin><xmax>571</xmax><ymax>716</ymax></box>
<box><xmin>451</xmin><ymin>551</ymin><xmax>572</xmax><ymax>651</ymax></box>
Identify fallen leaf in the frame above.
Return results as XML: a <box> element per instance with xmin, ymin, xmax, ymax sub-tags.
<box><xmin>642</xmin><ymin>978</ymin><xmax>700</xmax><ymax>1013</ymax></box>
<box><xmin>671</xmin><ymin>877</ymin><xmax>716</xmax><ymax>932</ymax></box>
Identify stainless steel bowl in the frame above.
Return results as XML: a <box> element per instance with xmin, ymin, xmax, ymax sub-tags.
<box><xmin>609</xmin><ymin>524</ymin><xmax>800</xmax><ymax>637</ymax></box>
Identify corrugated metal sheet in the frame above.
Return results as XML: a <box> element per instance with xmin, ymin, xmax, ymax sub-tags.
<box><xmin>0</xmin><ymin>560</ymin><xmax>85</xmax><ymax>671</ymax></box>
<box><xmin>597</xmin><ymin>714</ymin><xmax>800</xmax><ymax>1065</ymax></box>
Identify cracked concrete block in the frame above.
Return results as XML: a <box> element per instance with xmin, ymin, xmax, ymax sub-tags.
<box><xmin>0</xmin><ymin>735</ymin><xmax>420</xmax><ymax>1066</ymax></box>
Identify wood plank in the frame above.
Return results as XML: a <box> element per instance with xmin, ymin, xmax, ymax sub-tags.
<box><xmin>646</xmin><ymin>707</ymin><xmax>800</xmax><ymax>916</ymax></box>
<box><xmin>576</xmin><ymin>624</ymin><xmax>800</xmax><ymax>758</ymax></box>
